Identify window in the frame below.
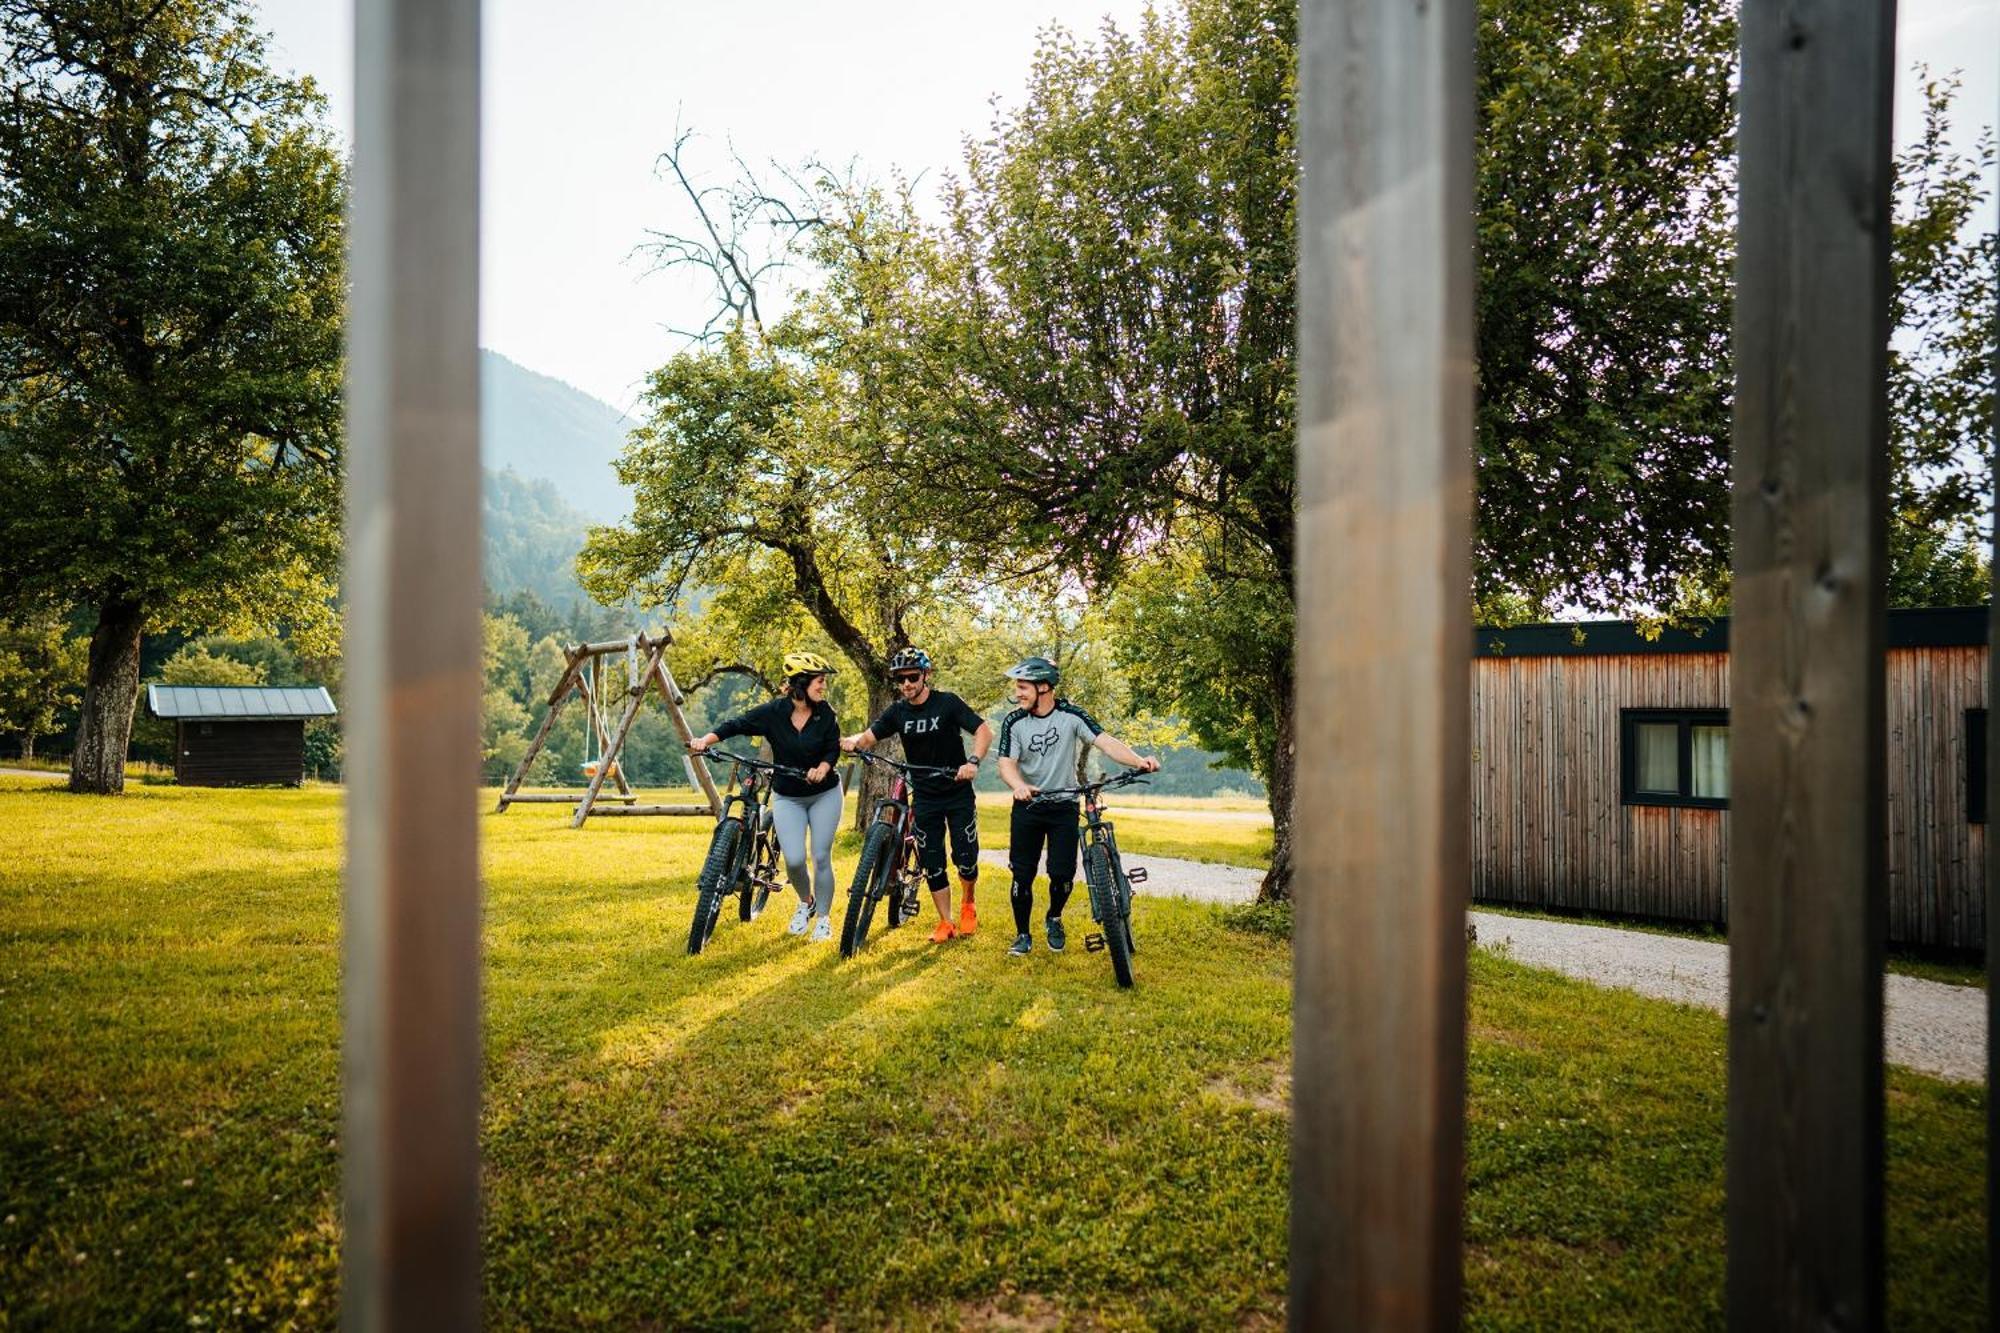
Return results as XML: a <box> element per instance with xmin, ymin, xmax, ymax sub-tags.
<box><xmin>1621</xmin><ymin>709</ymin><xmax>1729</xmax><ymax>808</ymax></box>
<box><xmin>1969</xmin><ymin>708</ymin><xmax>1987</xmax><ymax>825</ymax></box>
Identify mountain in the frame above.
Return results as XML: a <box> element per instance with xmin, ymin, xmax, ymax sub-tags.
<box><xmin>480</xmin><ymin>349</ymin><xmax>636</xmax><ymax>524</ymax></box>
<box><xmin>483</xmin><ymin>468</ymin><xmax>594</xmax><ymax>610</ymax></box>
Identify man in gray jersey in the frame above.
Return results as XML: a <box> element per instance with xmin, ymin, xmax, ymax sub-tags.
<box><xmin>995</xmin><ymin>656</ymin><xmax>1158</xmax><ymax>957</ymax></box>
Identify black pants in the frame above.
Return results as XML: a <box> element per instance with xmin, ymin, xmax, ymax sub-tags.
<box><xmin>912</xmin><ymin>784</ymin><xmax>980</xmax><ymax>892</ymax></box>
<box><xmin>1009</xmin><ymin>798</ymin><xmax>1080</xmax><ymax>932</ymax></box>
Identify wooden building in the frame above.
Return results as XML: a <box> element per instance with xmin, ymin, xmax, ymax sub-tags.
<box><xmin>146</xmin><ymin>685</ymin><xmax>338</xmax><ymax>788</ymax></box>
<box><xmin>1471</xmin><ymin>608</ymin><xmax>1987</xmax><ymax>951</ymax></box>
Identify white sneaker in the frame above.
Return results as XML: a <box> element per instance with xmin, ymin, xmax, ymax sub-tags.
<box><xmin>787</xmin><ymin>902</ymin><xmax>812</xmax><ymax>935</ymax></box>
<box><xmin>810</xmin><ymin>916</ymin><xmax>832</xmax><ymax>942</ymax></box>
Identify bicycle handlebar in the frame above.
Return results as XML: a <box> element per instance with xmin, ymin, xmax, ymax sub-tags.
<box><xmin>850</xmin><ymin>748</ymin><xmax>964</xmax><ymax>780</ymax></box>
<box><xmin>691</xmin><ymin>747</ymin><xmax>815</xmax><ymax>781</ymax></box>
<box><xmin>1028</xmin><ymin>767</ymin><xmax>1153</xmax><ymax>803</ymax></box>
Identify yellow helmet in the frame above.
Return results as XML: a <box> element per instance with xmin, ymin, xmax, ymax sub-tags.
<box><xmin>782</xmin><ymin>650</ymin><xmax>835</xmax><ymax>679</ymax></box>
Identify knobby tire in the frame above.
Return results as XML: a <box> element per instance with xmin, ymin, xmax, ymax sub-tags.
<box><xmin>840</xmin><ymin>822</ymin><xmax>897</xmax><ymax>958</ymax></box>
<box><xmin>690</xmin><ymin>817</ymin><xmax>742</xmax><ymax>955</ymax></box>
<box><xmin>1083</xmin><ymin>841</ymin><xmax>1134</xmax><ymax>989</ymax></box>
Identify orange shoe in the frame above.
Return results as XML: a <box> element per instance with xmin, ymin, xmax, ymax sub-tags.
<box><xmin>929</xmin><ymin>918</ymin><xmax>958</xmax><ymax>943</ymax></box>
<box><xmin>957</xmin><ymin>898</ymin><xmax>977</xmax><ymax>936</ymax></box>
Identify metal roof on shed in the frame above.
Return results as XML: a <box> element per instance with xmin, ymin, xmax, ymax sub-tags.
<box><xmin>146</xmin><ymin>685</ymin><xmax>337</xmax><ymax>720</ymax></box>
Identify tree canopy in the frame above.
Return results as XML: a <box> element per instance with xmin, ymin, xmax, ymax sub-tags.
<box><xmin>0</xmin><ymin>0</ymin><xmax>345</xmax><ymax>792</ymax></box>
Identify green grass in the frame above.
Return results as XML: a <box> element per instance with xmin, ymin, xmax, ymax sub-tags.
<box><xmin>0</xmin><ymin>778</ymin><xmax>1983</xmax><ymax>1329</ymax></box>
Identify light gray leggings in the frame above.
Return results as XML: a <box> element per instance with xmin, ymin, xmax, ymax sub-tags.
<box><xmin>770</xmin><ymin>782</ymin><xmax>843</xmax><ymax>916</ymax></box>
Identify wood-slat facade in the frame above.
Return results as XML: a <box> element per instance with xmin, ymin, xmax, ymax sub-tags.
<box><xmin>175</xmin><ymin>718</ymin><xmax>310</xmax><ymax>787</ymax></box>
<box><xmin>1471</xmin><ymin>615</ymin><xmax>1987</xmax><ymax>950</ymax></box>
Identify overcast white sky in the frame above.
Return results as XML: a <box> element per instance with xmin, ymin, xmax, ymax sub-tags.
<box><xmin>259</xmin><ymin>0</ymin><xmax>1997</xmax><ymax>416</ymax></box>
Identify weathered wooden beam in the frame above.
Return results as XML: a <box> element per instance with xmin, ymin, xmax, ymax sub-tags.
<box><xmin>1988</xmin><ymin>75</ymin><xmax>1999</xmax><ymax>1333</ymax></box>
<box><xmin>584</xmin><ymin>804</ymin><xmax>715</xmax><ymax>817</ymax></box>
<box><xmin>1292</xmin><ymin>0</ymin><xmax>1475</xmax><ymax>1322</ymax></box>
<box><xmin>653</xmin><ymin>655</ymin><xmax>723</xmax><ymax>816</ymax></box>
<box><xmin>342</xmin><ymin>0</ymin><xmax>482</xmax><ymax>1327</ymax></box>
<box><xmin>1726</xmin><ymin>0</ymin><xmax>1895</xmax><ymax>1324</ymax></box>
<box><xmin>497</xmin><ymin>792</ymin><xmax>638</xmax><ymax>805</ymax></box>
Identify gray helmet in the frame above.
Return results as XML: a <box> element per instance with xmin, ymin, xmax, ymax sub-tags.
<box><xmin>888</xmin><ymin>646</ymin><xmax>933</xmax><ymax>674</ymax></box>
<box><xmin>1004</xmin><ymin>656</ymin><xmax>1060</xmax><ymax>686</ymax></box>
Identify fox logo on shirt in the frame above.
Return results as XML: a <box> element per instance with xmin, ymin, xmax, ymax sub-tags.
<box><xmin>905</xmin><ymin>716</ymin><xmax>941</xmax><ymax>735</ymax></box>
<box><xmin>1023</xmin><ymin>724</ymin><xmax>1061</xmax><ymax>756</ymax></box>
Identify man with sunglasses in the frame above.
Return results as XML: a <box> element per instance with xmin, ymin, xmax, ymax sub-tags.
<box><xmin>839</xmin><ymin>646</ymin><xmax>993</xmax><ymax>941</ymax></box>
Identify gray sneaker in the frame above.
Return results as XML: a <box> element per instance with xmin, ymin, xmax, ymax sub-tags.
<box><xmin>1044</xmin><ymin>916</ymin><xmax>1067</xmax><ymax>953</ymax></box>
<box><xmin>1006</xmin><ymin>932</ymin><xmax>1033</xmax><ymax>957</ymax></box>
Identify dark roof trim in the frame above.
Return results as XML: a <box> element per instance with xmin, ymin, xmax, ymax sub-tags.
<box><xmin>1476</xmin><ymin>607</ymin><xmax>1989</xmax><ymax>658</ymax></box>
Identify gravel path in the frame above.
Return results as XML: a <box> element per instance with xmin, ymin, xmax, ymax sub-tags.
<box><xmin>0</xmin><ymin>767</ymin><xmax>63</xmax><ymax>781</ymax></box>
<box><xmin>984</xmin><ymin>845</ymin><xmax>1987</xmax><ymax>1084</ymax></box>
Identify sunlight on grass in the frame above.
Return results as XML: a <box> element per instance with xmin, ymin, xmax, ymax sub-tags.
<box><xmin>0</xmin><ymin>778</ymin><xmax>1983</xmax><ymax>1330</ymax></box>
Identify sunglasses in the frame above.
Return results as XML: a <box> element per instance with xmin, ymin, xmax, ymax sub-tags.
<box><xmin>891</xmin><ymin>672</ymin><xmax>924</xmax><ymax>684</ymax></box>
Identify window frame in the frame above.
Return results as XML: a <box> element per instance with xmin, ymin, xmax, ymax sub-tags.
<box><xmin>1620</xmin><ymin>708</ymin><xmax>1730</xmax><ymax>809</ymax></box>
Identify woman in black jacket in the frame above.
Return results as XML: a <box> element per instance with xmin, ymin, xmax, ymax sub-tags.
<box><xmin>690</xmin><ymin>651</ymin><xmax>844</xmax><ymax>940</ymax></box>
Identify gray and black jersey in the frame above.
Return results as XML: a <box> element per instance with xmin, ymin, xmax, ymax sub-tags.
<box><xmin>997</xmin><ymin>699</ymin><xmax>1102</xmax><ymax>793</ymax></box>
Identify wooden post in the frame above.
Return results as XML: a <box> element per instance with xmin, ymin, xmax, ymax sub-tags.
<box><xmin>1292</xmin><ymin>0</ymin><xmax>1475</xmax><ymax>1322</ymax></box>
<box><xmin>572</xmin><ymin>662</ymin><xmax>651</xmax><ymax>828</ymax></box>
<box><xmin>496</xmin><ymin>648</ymin><xmax>582</xmax><ymax>810</ymax></box>
<box><xmin>1988</xmin><ymin>76</ymin><xmax>1999</xmax><ymax>1333</ymax></box>
<box><xmin>1726</xmin><ymin>0</ymin><xmax>1894</xmax><ymax>1323</ymax></box>
<box><xmin>342</xmin><ymin>0</ymin><xmax>481</xmax><ymax>1327</ymax></box>
<box><xmin>651</xmin><ymin>651</ymin><xmax>723</xmax><ymax>816</ymax></box>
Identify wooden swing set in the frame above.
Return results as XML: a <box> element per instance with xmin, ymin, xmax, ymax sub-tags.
<box><xmin>494</xmin><ymin>631</ymin><xmax>722</xmax><ymax>827</ymax></box>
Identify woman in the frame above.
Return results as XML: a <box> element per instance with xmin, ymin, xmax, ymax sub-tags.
<box><xmin>690</xmin><ymin>651</ymin><xmax>844</xmax><ymax>940</ymax></box>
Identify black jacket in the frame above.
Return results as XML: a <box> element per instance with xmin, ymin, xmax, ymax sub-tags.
<box><xmin>712</xmin><ymin>697</ymin><xmax>842</xmax><ymax>798</ymax></box>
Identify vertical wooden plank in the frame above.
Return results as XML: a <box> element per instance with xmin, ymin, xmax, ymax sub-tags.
<box><xmin>1987</xmin><ymin>82</ymin><xmax>2000</xmax><ymax>1314</ymax></box>
<box><xmin>342</xmin><ymin>0</ymin><xmax>482</xmax><ymax>1327</ymax></box>
<box><xmin>1727</xmin><ymin>0</ymin><xmax>1894</xmax><ymax>1321</ymax></box>
<box><xmin>1292</xmin><ymin>0</ymin><xmax>1474</xmax><ymax>1320</ymax></box>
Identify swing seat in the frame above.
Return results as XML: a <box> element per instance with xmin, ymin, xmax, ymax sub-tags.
<box><xmin>581</xmin><ymin>760</ymin><xmax>622</xmax><ymax>781</ymax></box>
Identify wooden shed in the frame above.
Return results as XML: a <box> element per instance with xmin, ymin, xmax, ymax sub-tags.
<box><xmin>1471</xmin><ymin>607</ymin><xmax>1987</xmax><ymax>951</ymax></box>
<box><xmin>146</xmin><ymin>685</ymin><xmax>338</xmax><ymax>788</ymax></box>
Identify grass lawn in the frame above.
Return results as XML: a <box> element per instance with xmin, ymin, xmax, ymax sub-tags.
<box><xmin>0</xmin><ymin>778</ymin><xmax>1983</xmax><ymax>1330</ymax></box>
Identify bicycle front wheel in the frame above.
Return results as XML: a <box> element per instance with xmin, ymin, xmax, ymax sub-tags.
<box><xmin>689</xmin><ymin>818</ymin><xmax>742</xmax><ymax>955</ymax></box>
<box><xmin>1083</xmin><ymin>841</ymin><xmax>1134</xmax><ymax>989</ymax></box>
<box><xmin>840</xmin><ymin>822</ymin><xmax>897</xmax><ymax>958</ymax></box>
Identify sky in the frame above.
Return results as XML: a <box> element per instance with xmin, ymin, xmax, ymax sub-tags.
<box><xmin>259</xmin><ymin>0</ymin><xmax>1998</xmax><ymax>417</ymax></box>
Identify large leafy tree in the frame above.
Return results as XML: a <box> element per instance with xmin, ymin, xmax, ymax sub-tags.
<box><xmin>928</xmin><ymin>0</ymin><xmax>1993</xmax><ymax>899</ymax></box>
<box><xmin>929</xmin><ymin>0</ymin><xmax>1303</xmax><ymax>893</ymax></box>
<box><xmin>580</xmin><ymin>164</ymin><xmax>999</xmax><ymax>824</ymax></box>
<box><xmin>1884</xmin><ymin>79</ymin><xmax>1997</xmax><ymax>609</ymax></box>
<box><xmin>0</xmin><ymin>0</ymin><xmax>345</xmax><ymax>793</ymax></box>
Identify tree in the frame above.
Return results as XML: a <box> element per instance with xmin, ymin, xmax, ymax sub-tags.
<box><xmin>1884</xmin><ymin>77</ymin><xmax>1997</xmax><ymax>609</ymax></box>
<box><xmin>927</xmin><ymin>0</ymin><xmax>1993</xmax><ymax>898</ymax></box>
<box><xmin>0</xmin><ymin>0</ymin><xmax>346</xmax><ymax>794</ymax></box>
<box><xmin>0</xmin><ymin>612</ymin><xmax>88</xmax><ymax>760</ymax></box>
<box><xmin>581</xmin><ymin>151</ymin><xmax>998</xmax><ymax>825</ymax></box>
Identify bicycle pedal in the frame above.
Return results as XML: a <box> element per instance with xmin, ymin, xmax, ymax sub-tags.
<box><xmin>1085</xmin><ymin>933</ymin><xmax>1106</xmax><ymax>952</ymax></box>
<box><xmin>1125</xmin><ymin>867</ymin><xmax>1148</xmax><ymax>884</ymax></box>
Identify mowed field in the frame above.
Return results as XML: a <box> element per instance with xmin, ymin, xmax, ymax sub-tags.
<box><xmin>0</xmin><ymin>777</ymin><xmax>1984</xmax><ymax>1330</ymax></box>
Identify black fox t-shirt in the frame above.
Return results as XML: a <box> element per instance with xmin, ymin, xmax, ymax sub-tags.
<box><xmin>869</xmin><ymin>689</ymin><xmax>986</xmax><ymax>799</ymax></box>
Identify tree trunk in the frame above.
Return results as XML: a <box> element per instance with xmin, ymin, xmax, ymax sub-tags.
<box><xmin>1259</xmin><ymin>665</ymin><xmax>1296</xmax><ymax>902</ymax></box>
<box><xmin>849</xmin><ymin>679</ymin><xmax>899</xmax><ymax>832</ymax></box>
<box><xmin>20</xmin><ymin>732</ymin><xmax>35</xmax><ymax>763</ymax></box>
<box><xmin>68</xmin><ymin>597</ymin><xmax>145</xmax><ymax>795</ymax></box>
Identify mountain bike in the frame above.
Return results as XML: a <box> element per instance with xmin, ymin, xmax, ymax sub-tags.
<box><xmin>686</xmin><ymin>748</ymin><xmax>807</xmax><ymax>955</ymax></box>
<box><xmin>1031</xmin><ymin>767</ymin><xmax>1152</xmax><ymax>988</ymax></box>
<box><xmin>839</xmin><ymin>748</ymin><xmax>964</xmax><ymax>958</ymax></box>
